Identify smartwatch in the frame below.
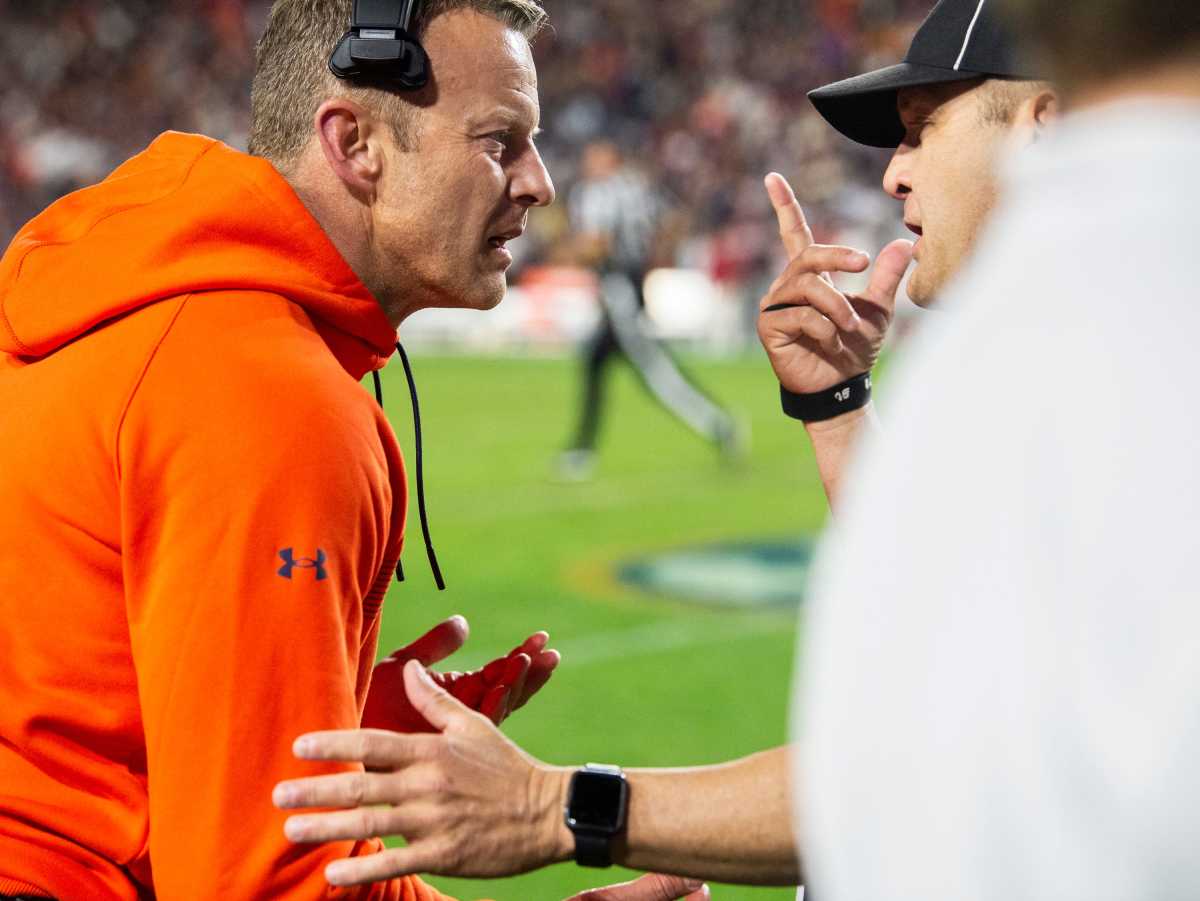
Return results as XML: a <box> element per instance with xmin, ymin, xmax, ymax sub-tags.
<box><xmin>563</xmin><ymin>763</ymin><xmax>629</xmax><ymax>867</ymax></box>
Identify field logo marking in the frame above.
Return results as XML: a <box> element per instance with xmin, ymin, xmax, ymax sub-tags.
<box><xmin>616</xmin><ymin>537</ymin><xmax>815</xmax><ymax>611</ymax></box>
<box><xmin>278</xmin><ymin>548</ymin><xmax>328</xmax><ymax>581</ymax></box>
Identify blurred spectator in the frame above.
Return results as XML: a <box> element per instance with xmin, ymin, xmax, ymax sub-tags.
<box><xmin>1</xmin><ymin>0</ymin><xmax>929</xmax><ymax>321</ymax></box>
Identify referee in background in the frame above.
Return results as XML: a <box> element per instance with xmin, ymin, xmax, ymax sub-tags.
<box><xmin>556</xmin><ymin>139</ymin><xmax>742</xmax><ymax>480</ymax></box>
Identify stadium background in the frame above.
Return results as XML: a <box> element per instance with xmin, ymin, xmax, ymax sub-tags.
<box><xmin>1</xmin><ymin>1</ymin><xmax>930</xmax><ymax>897</ymax></box>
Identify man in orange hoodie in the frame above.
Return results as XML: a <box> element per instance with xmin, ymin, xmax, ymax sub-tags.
<box><xmin>0</xmin><ymin>0</ymin><xmax>581</xmax><ymax>898</ymax></box>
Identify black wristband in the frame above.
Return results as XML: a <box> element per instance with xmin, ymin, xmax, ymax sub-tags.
<box><xmin>565</xmin><ymin>763</ymin><xmax>627</xmax><ymax>869</ymax></box>
<box><xmin>574</xmin><ymin>831</ymin><xmax>613</xmax><ymax>868</ymax></box>
<box><xmin>780</xmin><ymin>372</ymin><xmax>872</xmax><ymax>422</ymax></box>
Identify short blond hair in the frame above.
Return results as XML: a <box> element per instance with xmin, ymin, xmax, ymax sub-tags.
<box><xmin>248</xmin><ymin>0</ymin><xmax>547</xmax><ymax>167</ymax></box>
<box><xmin>976</xmin><ymin>77</ymin><xmax>1054</xmax><ymax>126</ymax></box>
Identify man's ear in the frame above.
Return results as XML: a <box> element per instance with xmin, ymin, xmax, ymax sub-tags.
<box><xmin>313</xmin><ymin>99</ymin><xmax>384</xmax><ymax>198</ymax></box>
<box><xmin>1016</xmin><ymin>87</ymin><xmax>1060</xmax><ymax>142</ymax></box>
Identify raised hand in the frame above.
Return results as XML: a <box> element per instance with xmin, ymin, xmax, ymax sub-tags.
<box><xmin>361</xmin><ymin>617</ymin><xmax>560</xmax><ymax>733</ymax></box>
<box><xmin>565</xmin><ymin>875</ymin><xmax>711</xmax><ymax>901</ymax></box>
<box><xmin>276</xmin><ymin>660</ymin><xmax>572</xmax><ymax>885</ymax></box>
<box><xmin>757</xmin><ymin>172</ymin><xmax>913</xmax><ymax>394</ymax></box>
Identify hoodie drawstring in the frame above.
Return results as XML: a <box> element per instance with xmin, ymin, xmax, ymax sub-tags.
<box><xmin>372</xmin><ymin>344</ymin><xmax>446</xmax><ymax>591</ymax></box>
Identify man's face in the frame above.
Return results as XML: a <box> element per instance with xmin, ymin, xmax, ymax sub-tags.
<box><xmin>883</xmin><ymin>81</ymin><xmax>1011</xmax><ymax>306</ymax></box>
<box><xmin>374</xmin><ymin>10</ymin><xmax>554</xmax><ymax>312</ymax></box>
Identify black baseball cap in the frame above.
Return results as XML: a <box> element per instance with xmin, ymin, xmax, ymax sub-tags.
<box><xmin>808</xmin><ymin>0</ymin><xmax>1040</xmax><ymax>148</ymax></box>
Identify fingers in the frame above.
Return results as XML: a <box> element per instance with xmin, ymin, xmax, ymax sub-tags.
<box><xmin>274</xmin><ymin>765</ymin><xmax>420</xmax><ymax>813</ymax></box>
<box><xmin>324</xmin><ymin>844</ymin><xmax>444</xmax><ymax>887</ymax></box>
<box><xmin>385</xmin><ymin>615</ymin><xmax>469</xmax><ymax>667</ymax></box>
<box><xmin>760</xmin><ymin>305</ymin><xmax>845</xmax><ymax>357</ymax></box>
<box><xmin>480</xmin><ymin>683</ymin><xmax>513</xmax><ymax>725</ymax></box>
<box><xmin>481</xmin><ymin>631</ymin><xmax>547</xmax><ymax>683</ymax></box>
<box><xmin>444</xmin><ymin>669</ymin><xmax>485</xmax><ymax>711</ymax></box>
<box><xmin>799</xmin><ymin>245</ymin><xmax>871</xmax><ymax>280</ymax></box>
<box><xmin>513</xmin><ymin>648</ymin><xmax>561</xmax><ymax>713</ymax></box>
<box><xmin>477</xmin><ymin>652</ymin><xmax>526</xmax><ymax>723</ymax></box>
<box><xmin>283</xmin><ymin>798</ymin><xmax>425</xmax><ymax>844</ymax></box>
<box><xmin>568</xmin><ymin>874</ymin><xmax>709</xmax><ymax>901</ymax></box>
<box><xmin>764</xmin><ymin>171</ymin><xmax>813</xmax><ymax>260</ymax></box>
<box><xmin>864</xmin><ymin>238</ymin><xmax>915</xmax><ymax>309</ymax></box>
<box><xmin>502</xmin><ymin>653</ymin><xmax>530</xmax><ymax>712</ymax></box>
<box><xmin>288</xmin><ymin>728</ymin><xmax>433</xmax><ymax>768</ymax></box>
<box><xmin>404</xmin><ymin>658</ymin><xmax>476</xmax><ymax>732</ymax></box>
<box><xmin>765</xmin><ymin>244</ymin><xmax>871</xmax><ymax>293</ymax></box>
<box><xmin>440</xmin><ymin>631</ymin><xmax>559</xmax><ymax>723</ymax></box>
<box><xmin>763</xmin><ymin>262</ymin><xmax>863</xmax><ymax>335</ymax></box>
<box><xmin>513</xmin><ymin>630</ymin><xmax>549</xmax><ymax>657</ymax></box>
<box><xmin>635</xmin><ymin>875</ymin><xmax>709</xmax><ymax>901</ymax></box>
<box><xmin>480</xmin><ymin>655</ymin><xmax>507</xmax><ymax>683</ymax></box>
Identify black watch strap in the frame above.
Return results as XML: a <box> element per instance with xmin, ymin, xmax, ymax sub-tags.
<box><xmin>573</xmin><ymin>830</ymin><xmax>614</xmax><ymax>868</ymax></box>
<box><xmin>780</xmin><ymin>372</ymin><xmax>872</xmax><ymax>422</ymax></box>
<box><xmin>565</xmin><ymin>763</ymin><xmax>627</xmax><ymax>869</ymax></box>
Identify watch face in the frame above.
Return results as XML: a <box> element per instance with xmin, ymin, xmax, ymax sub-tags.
<box><xmin>567</xmin><ymin>770</ymin><xmax>627</xmax><ymax>832</ymax></box>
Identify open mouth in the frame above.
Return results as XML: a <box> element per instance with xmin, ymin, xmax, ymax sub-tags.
<box><xmin>905</xmin><ymin>222</ymin><xmax>924</xmax><ymax>237</ymax></box>
<box><xmin>487</xmin><ymin>225</ymin><xmax>524</xmax><ymax>250</ymax></box>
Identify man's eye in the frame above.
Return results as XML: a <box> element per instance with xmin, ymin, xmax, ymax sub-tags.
<box><xmin>903</xmin><ymin>119</ymin><xmax>931</xmax><ymax>143</ymax></box>
<box><xmin>484</xmin><ymin>132</ymin><xmax>511</xmax><ymax>152</ymax></box>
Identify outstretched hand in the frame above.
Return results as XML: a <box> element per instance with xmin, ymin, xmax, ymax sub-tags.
<box><xmin>275</xmin><ymin>659</ymin><xmax>573</xmax><ymax>885</ymax></box>
<box><xmin>757</xmin><ymin>172</ymin><xmax>913</xmax><ymax>395</ymax></box>
<box><xmin>361</xmin><ymin>616</ymin><xmax>560</xmax><ymax>733</ymax></box>
<box><xmin>565</xmin><ymin>875</ymin><xmax>711</xmax><ymax>901</ymax></box>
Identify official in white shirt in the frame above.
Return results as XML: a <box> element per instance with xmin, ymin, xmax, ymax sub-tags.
<box><xmin>798</xmin><ymin>1</ymin><xmax>1200</xmax><ymax>899</ymax></box>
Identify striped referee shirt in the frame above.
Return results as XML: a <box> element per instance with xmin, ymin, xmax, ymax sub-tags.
<box><xmin>568</xmin><ymin>167</ymin><xmax>664</xmax><ymax>273</ymax></box>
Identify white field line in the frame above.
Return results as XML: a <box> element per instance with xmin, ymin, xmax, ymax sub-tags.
<box><xmin>438</xmin><ymin>466</ymin><xmax>798</xmax><ymax>526</ymax></box>
<box><xmin>450</xmin><ymin>615</ymin><xmax>788</xmax><ymax>672</ymax></box>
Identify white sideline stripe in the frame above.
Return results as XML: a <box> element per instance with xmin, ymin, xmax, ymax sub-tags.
<box><xmin>442</xmin><ymin>464</ymin><xmax>786</xmax><ymax>525</ymax></box>
<box><xmin>446</xmin><ymin>478</ymin><xmax>687</xmax><ymax>522</ymax></box>
<box><xmin>449</xmin><ymin>616</ymin><xmax>786</xmax><ymax>672</ymax></box>
<box><xmin>954</xmin><ymin>0</ymin><xmax>987</xmax><ymax>70</ymax></box>
<box><xmin>561</xmin><ymin>617</ymin><xmax>784</xmax><ymax>668</ymax></box>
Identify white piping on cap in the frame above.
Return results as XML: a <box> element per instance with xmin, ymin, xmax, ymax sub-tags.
<box><xmin>953</xmin><ymin>0</ymin><xmax>987</xmax><ymax>70</ymax></box>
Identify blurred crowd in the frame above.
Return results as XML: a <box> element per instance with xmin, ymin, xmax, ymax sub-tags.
<box><xmin>0</xmin><ymin>0</ymin><xmax>930</xmax><ymax>306</ymax></box>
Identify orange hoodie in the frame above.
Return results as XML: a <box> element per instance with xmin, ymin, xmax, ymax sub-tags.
<box><xmin>0</xmin><ymin>132</ymin><xmax>459</xmax><ymax>900</ymax></box>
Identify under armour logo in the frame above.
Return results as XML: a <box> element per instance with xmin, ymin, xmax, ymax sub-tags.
<box><xmin>278</xmin><ymin>548</ymin><xmax>328</xmax><ymax>581</ymax></box>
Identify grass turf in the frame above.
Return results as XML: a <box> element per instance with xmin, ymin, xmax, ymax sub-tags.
<box><xmin>371</xmin><ymin>348</ymin><xmax>830</xmax><ymax>901</ymax></box>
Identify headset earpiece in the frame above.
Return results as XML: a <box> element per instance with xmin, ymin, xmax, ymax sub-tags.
<box><xmin>328</xmin><ymin>0</ymin><xmax>429</xmax><ymax>90</ymax></box>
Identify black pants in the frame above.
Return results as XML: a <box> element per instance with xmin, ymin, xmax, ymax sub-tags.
<box><xmin>569</xmin><ymin>268</ymin><xmax>734</xmax><ymax>452</ymax></box>
<box><xmin>571</xmin><ymin>307</ymin><xmax>623</xmax><ymax>451</ymax></box>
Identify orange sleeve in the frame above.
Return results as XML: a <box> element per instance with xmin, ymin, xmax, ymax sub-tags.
<box><xmin>116</xmin><ymin>295</ymin><xmax>460</xmax><ymax>900</ymax></box>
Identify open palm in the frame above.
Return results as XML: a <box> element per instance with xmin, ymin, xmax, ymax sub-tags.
<box><xmin>361</xmin><ymin>616</ymin><xmax>559</xmax><ymax>733</ymax></box>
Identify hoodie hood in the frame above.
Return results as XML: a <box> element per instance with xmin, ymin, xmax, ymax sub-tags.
<box><xmin>0</xmin><ymin>132</ymin><xmax>397</xmax><ymax>372</ymax></box>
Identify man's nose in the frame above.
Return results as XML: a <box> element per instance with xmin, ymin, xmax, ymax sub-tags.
<box><xmin>511</xmin><ymin>143</ymin><xmax>555</xmax><ymax>207</ymax></box>
<box><xmin>882</xmin><ymin>144</ymin><xmax>913</xmax><ymax>200</ymax></box>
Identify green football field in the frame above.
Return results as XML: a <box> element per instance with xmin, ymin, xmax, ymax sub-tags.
<box><xmin>372</xmin><ymin>348</ymin><xmax>832</xmax><ymax>901</ymax></box>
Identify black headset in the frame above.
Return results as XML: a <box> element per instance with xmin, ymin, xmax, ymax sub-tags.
<box><xmin>329</xmin><ymin>0</ymin><xmax>429</xmax><ymax>90</ymax></box>
<box><xmin>328</xmin><ymin>0</ymin><xmax>441</xmax><ymax>588</ymax></box>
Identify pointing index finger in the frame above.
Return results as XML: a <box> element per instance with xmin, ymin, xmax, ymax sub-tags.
<box><xmin>764</xmin><ymin>172</ymin><xmax>813</xmax><ymax>260</ymax></box>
